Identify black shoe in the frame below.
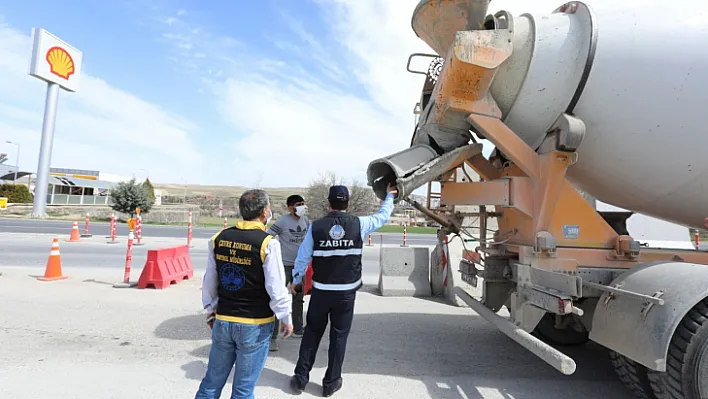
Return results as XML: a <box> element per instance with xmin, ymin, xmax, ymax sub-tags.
<box><xmin>292</xmin><ymin>329</ymin><xmax>304</xmax><ymax>338</ymax></box>
<box><xmin>290</xmin><ymin>376</ymin><xmax>306</xmax><ymax>394</ymax></box>
<box><xmin>323</xmin><ymin>378</ymin><xmax>342</xmax><ymax>397</ymax></box>
<box><xmin>269</xmin><ymin>338</ymin><xmax>279</xmax><ymax>352</ymax></box>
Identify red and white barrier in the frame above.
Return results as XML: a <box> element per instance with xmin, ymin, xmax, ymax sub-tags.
<box><xmin>114</xmin><ymin>231</ymin><xmax>134</xmax><ymax>288</ymax></box>
<box><xmin>224</xmin><ymin>217</ymin><xmax>228</xmax><ymax>229</ymax></box>
<box><xmin>107</xmin><ymin>214</ymin><xmax>118</xmax><ymax>244</ymax></box>
<box><xmin>135</xmin><ymin>215</ymin><xmax>144</xmax><ymax>246</ymax></box>
<box><xmin>366</xmin><ymin>234</ymin><xmax>373</xmax><ymax>247</ymax></box>
<box><xmin>187</xmin><ymin>210</ymin><xmax>193</xmax><ymax>247</ymax></box>
<box><xmin>81</xmin><ymin>213</ymin><xmax>92</xmax><ymax>237</ymax></box>
<box><xmin>400</xmin><ymin>224</ymin><xmax>409</xmax><ymax>247</ymax></box>
<box><xmin>695</xmin><ymin>230</ymin><xmax>700</xmax><ymax>250</ymax></box>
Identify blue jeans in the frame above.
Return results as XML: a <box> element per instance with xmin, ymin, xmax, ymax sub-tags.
<box><xmin>195</xmin><ymin>319</ymin><xmax>274</xmax><ymax>399</ymax></box>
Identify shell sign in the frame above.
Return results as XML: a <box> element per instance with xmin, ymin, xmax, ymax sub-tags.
<box><xmin>28</xmin><ymin>28</ymin><xmax>83</xmax><ymax>92</ymax></box>
<box><xmin>46</xmin><ymin>46</ymin><xmax>75</xmax><ymax>80</ymax></box>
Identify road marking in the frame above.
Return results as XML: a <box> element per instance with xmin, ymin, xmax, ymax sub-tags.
<box><xmin>0</xmin><ymin>223</ymin><xmax>438</xmax><ymax>242</ymax></box>
<box><xmin>0</xmin><ymin>224</ymin><xmax>72</xmax><ymax>230</ymax></box>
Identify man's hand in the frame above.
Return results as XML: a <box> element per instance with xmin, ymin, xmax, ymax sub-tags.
<box><xmin>280</xmin><ymin>323</ymin><xmax>294</xmax><ymax>339</ymax></box>
<box><xmin>289</xmin><ymin>282</ymin><xmax>301</xmax><ymax>295</ymax></box>
<box><xmin>386</xmin><ymin>182</ymin><xmax>398</xmax><ymax>198</ymax></box>
<box><xmin>206</xmin><ymin>313</ymin><xmax>215</xmax><ymax>330</ymax></box>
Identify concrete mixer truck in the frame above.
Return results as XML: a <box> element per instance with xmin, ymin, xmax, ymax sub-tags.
<box><xmin>366</xmin><ymin>1</ymin><xmax>708</xmax><ymax>398</ymax></box>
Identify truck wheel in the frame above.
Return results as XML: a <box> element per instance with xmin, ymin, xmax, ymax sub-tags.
<box><xmin>609</xmin><ymin>350</ymin><xmax>659</xmax><ymax>399</ymax></box>
<box><xmin>647</xmin><ymin>299</ymin><xmax>708</xmax><ymax>399</ymax></box>
<box><xmin>533</xmin><ymin>313</ymin><xmax>589</xmax><ymax>346</ymax></box>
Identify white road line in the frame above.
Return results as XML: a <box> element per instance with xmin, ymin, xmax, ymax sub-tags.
<box><xmin>0</xmin><ymin>225</ymin><xmax>72</xmax><ymax>230</ymax></box>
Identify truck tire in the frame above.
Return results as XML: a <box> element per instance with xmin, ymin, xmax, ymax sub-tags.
<box><xmin>533</xmin><ymin>313</ymin><xmax>589</xmax><ymax>346</ymax></box>
<box><xmin>609</xmin><ymin>350</ymin><xmax>659</xmax><ymax>399</ymax></box>
<box><xmin>646</xmin><ymin>299</ymin><xmax>708</xmax><ymax>399</ymax></box>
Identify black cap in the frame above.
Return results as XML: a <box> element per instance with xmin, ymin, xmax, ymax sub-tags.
<box><xmin>328</xmin><ymin>185</ymin><xmax>349</xmax><ymax>201</ymax></box>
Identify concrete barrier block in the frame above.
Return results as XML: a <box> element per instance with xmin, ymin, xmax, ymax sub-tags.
<box><xmin>378</xmin><ymin>247</ymin><xmax>431</xmax><ymax>297</ymax></box>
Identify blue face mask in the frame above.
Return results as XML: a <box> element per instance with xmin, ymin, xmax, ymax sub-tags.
<box><xmin>265</xmin><ymin>209</ymin><xmax>272</xmax><ymax>226</ymax></box>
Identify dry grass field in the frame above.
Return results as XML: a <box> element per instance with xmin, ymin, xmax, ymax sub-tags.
<box><xmin>154</xmin><ymin>183</ymin><xmax>308</xmax><ymax>203</ymax></box>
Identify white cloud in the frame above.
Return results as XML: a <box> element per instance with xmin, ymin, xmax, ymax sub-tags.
<box><xmin>153</xmin><ymin>1</ymin><xmax>445</xmax><ymax>190</ymax></box>
<box><xmin>0</xmin><ymin>20</ymin><xmax>206</xmax><ymax>184</ymax></box>
<box><xmin>149</xmin><ymin>0</ymin><xmax>609</xmax><ymax>192</ymax></box>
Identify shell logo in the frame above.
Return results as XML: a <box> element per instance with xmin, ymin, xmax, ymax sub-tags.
<box><xmin>45</xmin><ymin>46</ymin><xmax>75</xmax><ymax>80</ymax></box>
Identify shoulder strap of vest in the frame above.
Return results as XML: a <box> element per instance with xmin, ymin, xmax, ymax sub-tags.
<box><xmin>260</xmin><ymin>235</ymin><xmax>273</xmax><ymax>263</ymax></box>
<box><xmin>210</xmin><ymin>229</ymin><xmax>225</xmax><ymax>249</ymax></box>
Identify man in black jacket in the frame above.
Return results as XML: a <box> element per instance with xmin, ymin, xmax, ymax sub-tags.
<box><xmin>288</xmin><ymin>183</ymin><xmax>397</xmax><ymax>397</ymax></box>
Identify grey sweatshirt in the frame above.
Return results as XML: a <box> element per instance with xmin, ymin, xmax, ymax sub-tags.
<box><xmin>267</xmin><ymin>214</ymin><xmax>311</xmax><ymax>266</ymax></box>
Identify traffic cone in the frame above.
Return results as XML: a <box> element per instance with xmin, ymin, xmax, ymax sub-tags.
<box><xmin>67</xmin><ymin>221</ymin><xmax>81</xmax><ymax>242</ymax></box>
<box><xmin>38</xmin><ymin>238</ymin><xmax>68</xmax><ymax>281</ymax></box>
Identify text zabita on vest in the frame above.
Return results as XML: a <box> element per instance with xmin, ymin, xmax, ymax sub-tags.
<box><xmin>319</xmin><ymin>239</ymin><xmax>355</xmax><ymax>248</ymax></box>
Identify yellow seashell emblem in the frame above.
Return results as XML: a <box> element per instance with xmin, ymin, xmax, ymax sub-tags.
<box><xmin>45</xmin><ymin>46</ymin><xmax>75</xmax><ymax>80</ymax></box>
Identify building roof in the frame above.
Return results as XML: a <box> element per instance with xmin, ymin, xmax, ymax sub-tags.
<box><xmin>0</xmin><ymin>171</ymin><xmax>32</xmax><ymax>181</ymax></box>
<box><xmin>49</xmin><ymin>176</ymin><xmax>116</xmax><ymax>190</ymax></box>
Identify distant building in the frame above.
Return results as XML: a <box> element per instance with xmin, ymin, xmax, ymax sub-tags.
<box><xmin>46</xmin><ymin>168</ymin><xmax>119</xmax><ymax>205</ymax></box>
<box><xmin>1</xmin><ymin>166</ymin><xmax>136</xmax><ymax>206</ymax></box>
<box><xmin>153</xmin><ymin>189</ymin><xmax>163</xmax><ymax>205</ymax></box>
<box><xmin>0</xmin><ymin>164</ymin><xmax>16</xmax><ymax>179</ymax></box>
<box><xmin>0</xmin><ymin>163</ymin><xmax>32</xmax><ymax>188</ymax></box>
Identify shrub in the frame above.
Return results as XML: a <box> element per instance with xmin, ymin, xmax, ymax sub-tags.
<box><xmin>0</xmin><ymin>184</ymin><xmax>33</xmax><ymax>203</ymax></box>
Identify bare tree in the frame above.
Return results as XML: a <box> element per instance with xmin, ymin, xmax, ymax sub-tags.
<box><xmin>348</xmin><ymin>180</ymin><xmax>379</xmax><ymax>216</ymax></box>
<box><xmin>306</xmin><ymin>171</ymin><xmax>380</xmax><ymax>220</ymax></box>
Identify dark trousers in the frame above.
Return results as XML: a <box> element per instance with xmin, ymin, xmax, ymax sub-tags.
<box><xmin>293</xmin><ymin>288</ymin><xmax>356</xmax><ymax>388</ymax></box>
<box><xmin>272</xmin><ymin>265</ymin><xmax>304</xmax><ymax>338</ymax></box>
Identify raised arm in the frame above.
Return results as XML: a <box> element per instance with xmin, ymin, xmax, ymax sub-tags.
<box><xmin>358</xmin><ymin>184</ymin><xmax>398</xmax><ymax>239</ymax></box>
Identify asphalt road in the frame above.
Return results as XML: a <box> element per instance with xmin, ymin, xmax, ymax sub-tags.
<box><xmin>0</xmin><ymin>237</ymin><xmax>633</xmax><ymax>399</ymax></box>
<box><xmin>0</xmin><ymin>234</ymin><xmax>409</xmax><ymax>288</ymax></box>
<box><xmin>0</xmin><ymin>218</ymin><xmax>437</xmax><ymax>246</ymax></box>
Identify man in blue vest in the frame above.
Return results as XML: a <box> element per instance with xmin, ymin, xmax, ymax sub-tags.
<box><xmin>288</xmin><ymin>183</ymin><xmax>397</xmax><ymax>397</ymax></box>
<box><xmin>196</xmin><ymin>189</ymin><xmax>293</xmax><ymax>399</ymax></box>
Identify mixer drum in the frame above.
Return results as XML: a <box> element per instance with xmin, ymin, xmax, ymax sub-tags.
<box><xmin>414</xmin><ymin>0</ymin><xmax>708</xmax><ymax>230</ymax></box>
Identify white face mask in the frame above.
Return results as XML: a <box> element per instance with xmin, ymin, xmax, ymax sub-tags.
<box><xmin>295</xmin><ymin>205</ymin><xmax>307</xmax><ymax>217</ymax></box>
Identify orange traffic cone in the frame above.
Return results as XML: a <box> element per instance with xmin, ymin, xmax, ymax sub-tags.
<box><xmin>38</xmin><ymin>238</ymin><xmax>68</xmax><ymax>281</ymax></box>
<box><xmin>67</xmin><ymin>221</ymin><xmax>81</xmax><ymax>242</ymax></box>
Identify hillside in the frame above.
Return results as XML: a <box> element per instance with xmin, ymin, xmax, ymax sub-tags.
<box><xmin>154</xmin><ymin>183</ymin><xmax>308</xmax><ymax>202</ymax></box>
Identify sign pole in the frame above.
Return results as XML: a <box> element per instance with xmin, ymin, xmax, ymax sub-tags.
<box><xmin>30</xmin><ymin>82</ymin><xmax>61</xmax><ymax>218</ymax></box>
